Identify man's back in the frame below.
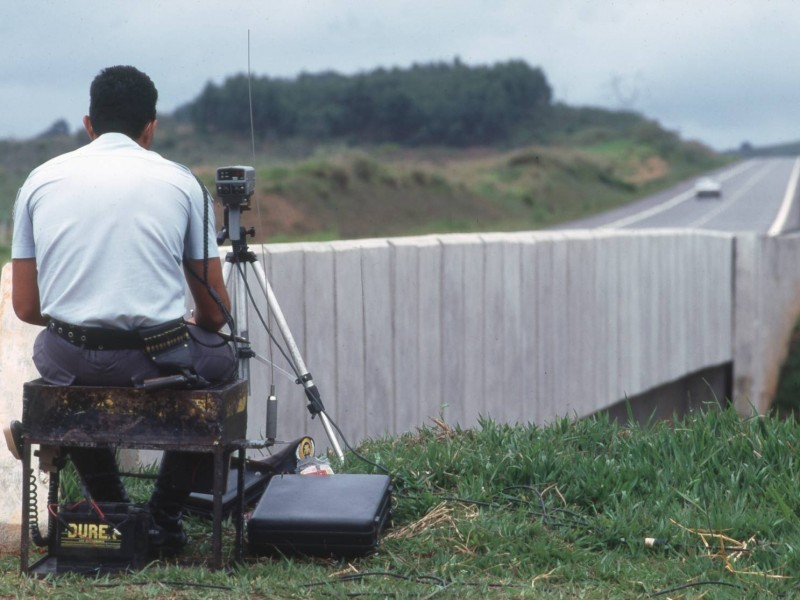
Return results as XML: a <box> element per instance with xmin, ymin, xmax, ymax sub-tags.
<box><xmin>13</xmin><ymin>132</ymin><xmax>214</xmax><ymax>329</ymax></box>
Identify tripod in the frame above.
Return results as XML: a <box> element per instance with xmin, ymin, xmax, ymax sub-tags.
<box><xmin>218</xmin><ymin>204</ymin><xmax>345</xmax><ymax>462</ymax></box>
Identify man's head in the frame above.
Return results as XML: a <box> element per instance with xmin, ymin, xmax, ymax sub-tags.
<box><xmin>84</xmin><ymin>66</ymin><xmax>158</xmax><ymax>142</ymax></box>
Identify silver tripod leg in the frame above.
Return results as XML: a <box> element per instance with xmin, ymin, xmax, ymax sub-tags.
<box><xmin>222</xmin><ymin>260</ymin><xmax>250</xmax><ymax>384</ymax></box>
<box><xmin>222</xmin><ymin>257</ymin><xmax>345</xmax><ymax>461</ymax></box>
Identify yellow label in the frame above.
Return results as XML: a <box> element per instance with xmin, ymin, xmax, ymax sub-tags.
<box><xmin>62</xmin><ymin>522</ymin><xmax>122</xmax><ymax>548</ymax></box>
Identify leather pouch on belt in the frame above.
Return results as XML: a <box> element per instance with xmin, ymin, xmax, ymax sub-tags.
<box><xmin>138</xmin><ymin>319</ymin><xmax>195</xmax><ymax>374</ymax></box>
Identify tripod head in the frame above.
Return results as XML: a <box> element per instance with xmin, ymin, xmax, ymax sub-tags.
<box><xmin>215</xmin><ymin>166</ymin><xmax>256</xmax><ymax>251</ymax></box>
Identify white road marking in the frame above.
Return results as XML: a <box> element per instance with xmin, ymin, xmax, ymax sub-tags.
<box><xmin>600</xmin><ymin>160</ymin><xmax>758</xmax><ymax>229</ymax></box>
<box><xmin>767</xmin><ymin>156</ymin><xmax>800</xmax><ymax>236</ymax></box>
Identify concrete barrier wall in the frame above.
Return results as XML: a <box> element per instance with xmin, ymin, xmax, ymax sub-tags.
<box><xmin>733</xmin><ymin>233</ymin><xmax>800</xmax><ymax>414</ymax></box>
<box><xmin>5</xmin><ymin>226</ymin><xmax>798</xmax><ymax>551</ymax></box>
<box><xmin>241</xmin><ymin>229</ymin><xmax>735</xmax><ymax>450</ymax></box>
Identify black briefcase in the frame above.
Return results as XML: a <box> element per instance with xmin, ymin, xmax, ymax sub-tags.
<box><xmin>247</xmin><ymin>474</ymin><xmax>392</xmax><ymax>557</ymax></box>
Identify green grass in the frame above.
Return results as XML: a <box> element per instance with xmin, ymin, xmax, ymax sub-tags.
<box><xmin>773</xmin><ymin>317</ymin><xmax>800</xmax><ymax>418</ymax></box>
<box><xmin>5</xmin><ymin>407</ymin><xmax>800</xmax><ymax>598</ymax></box>
<box><xmin>0</xmin><ymin>129</ymin><xmax>733</xmax><ymax>246</ymax></box>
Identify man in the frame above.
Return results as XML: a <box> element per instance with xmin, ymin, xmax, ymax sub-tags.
<box><xmin>11</xmin><ymin>65</ymin><xmax>237</xmax><ymax>555</ymax></box>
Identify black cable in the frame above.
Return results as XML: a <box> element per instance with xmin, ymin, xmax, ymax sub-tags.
<box><xmin>649</xmin><ymin>580</ymin><xmax>744</xmax><ymax>597</ymax></box>
<box><xmin>186</xmin><ymin>325</ymin><xmax>230</xmax><ymax>348</ymax></box>
<box><xmin>185</xmin><ymin>175</ymin><xmax>239</xmax><ymax>359</ymax></box>
<box><xmin>301</xmin><ymin>571</ymin><xmax>531</xmax><ymax>593</ymax></box>
<box><xmin>235</xmin><ymin>261</ymin><xmax>301</xmax><ymax>378</ymax></box>
<box><xmin>302</xmin><ymin>571</ymin><xmax>448</xmax><ymax>589</ymax></box>
<box><xmin>28</xmin><ymin>467</ymin><xmax>47</xmax><ymax>547</ymax></box>
<box><xmin>193</xmin><ymin>174</ymin><xmax>211</xmax><ymax>284</ymax></box>
<box><xmin>324</xmin><ymin>411</ymin><xmax>392</xmax><ymax>477</ymax></box>
<box><xmin>184</xmin><ymin>263</ymin><xmax>235</xmax><ymax>332</ymax></box>
<box><xmin>501</xmin><ymin>484</ymin><xmax>548</xmax><ymax>514</ymax></box>
<box><xmin>92</xmin><ymin>580</ymin><xmax>233</xmax><ymax>591</ymax></box>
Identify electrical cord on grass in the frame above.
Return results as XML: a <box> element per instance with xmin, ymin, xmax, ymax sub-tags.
<box><xmin>301</xmin><ymin>571</ymin><xmax>532</xmax><ymax>592</ymax></box>
<box><xmin>302</xmin><ymin>571</ymin><xmax>448</xmax><ymax>589</ymax></box>
<box><xmin>649</xmin><ymin>580</ymin><xmax>744</xmax><ymax>597</ymax></box>
<box><xmin>92</xmin><ymin>580</ymin><xmax>233</xmax><ymax>591</ymax></box>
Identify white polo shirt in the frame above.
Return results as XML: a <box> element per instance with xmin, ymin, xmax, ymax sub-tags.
<box><xmin>12</xmin><ymin>133</ymin><xmax>218</xmax><ymax>329</ymax></box>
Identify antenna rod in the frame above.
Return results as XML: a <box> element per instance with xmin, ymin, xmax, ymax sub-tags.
<box><xmin>247</xmin><ymin>29</ymin><xmax>257</xmax><ymax>166</ymax></box>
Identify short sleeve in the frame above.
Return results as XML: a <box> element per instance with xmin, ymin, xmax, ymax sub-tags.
<box><xmin>184</xmin><ymin>180</ymin><xmax>219</xmax><ymax>261</ymax></box>
<box><xmin>11</xmin><ymin>186</ymin><xmax>35</xmax><ymax>259</ymax></box>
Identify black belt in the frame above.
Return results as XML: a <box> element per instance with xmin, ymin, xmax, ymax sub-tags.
<box><xmin>47</xmin><ymin>319</ymin><xmax>145</xmax><ymax>350</ymax></box>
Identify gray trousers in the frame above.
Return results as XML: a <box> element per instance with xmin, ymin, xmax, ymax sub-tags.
<box><xmin>33</xmin><ymin>324</ymin><xmax>237</xmax><ymax>387</ymax></box>
<box><xmin>32</xmin><ymin>325</ymin><xmax>238</xmax><ymax>504</ymax></box>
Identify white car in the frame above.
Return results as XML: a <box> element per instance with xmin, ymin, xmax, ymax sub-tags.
<box><xmin>694</xmin><ymin>177</ymin><xmax>722</xmax><ymax>198</ymax></box>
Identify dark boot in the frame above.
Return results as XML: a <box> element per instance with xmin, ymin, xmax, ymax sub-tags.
<box><xmin>147</xmin><ymin>494</ymin><xmax>188</xmax><ymax>557</ymax></box>
<box><xmin>147</xmin><ymin>454</ymin><xmax>192</xmax><ymax>557</ymax></box>
<box><xmin>67</xmin><ymin>447</ymin><xmax>129</xmax><ymax>503</ymax></box>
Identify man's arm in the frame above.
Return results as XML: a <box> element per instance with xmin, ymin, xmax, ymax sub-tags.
<box><xmin>184</xmin><ymin>258</ymin><xmax>231</xmax><ymax>331</ymax></box>
<box><xmin>12</xmin><ymin>258</ymin><xmax>48</xmax><ymax>326</ymax></box>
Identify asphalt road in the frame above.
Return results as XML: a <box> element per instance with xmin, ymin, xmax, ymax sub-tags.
<box><xmin>559</xmin><ymin>157</ymin><xmax>800</xmax><ymax>234</ymax></box>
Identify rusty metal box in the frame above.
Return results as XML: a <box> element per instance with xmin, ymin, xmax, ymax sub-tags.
<box><xmin>22</xmin><ymin>378</ymin><xmax>248</xmax><ymax>450</ymax></box>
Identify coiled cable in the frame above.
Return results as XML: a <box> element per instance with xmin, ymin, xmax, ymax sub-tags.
<box><xmin>28</xmin><ymin>466</ymin><xmax>59</xmax><ymax>547</ymax></box>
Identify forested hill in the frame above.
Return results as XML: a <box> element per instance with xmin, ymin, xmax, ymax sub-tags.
<box><xmin>172</xmin><ymin>58</ymin><xmax>729</xmax><ymax>157</ymax></box>
<box><xmin>0</xmin><ymin>60</ymin><xmax>733</xmax><ymax>247</ymax></box>
<box><xmin>175</xmin><ymin>60</ymin><xmax>553</xmax><ymax>146</ymax></box>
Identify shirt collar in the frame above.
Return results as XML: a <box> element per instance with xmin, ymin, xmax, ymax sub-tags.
<box><xmin>90</xmin><ymin>132</ymin><xmax>141</xmax><ymax>149</ymax></box>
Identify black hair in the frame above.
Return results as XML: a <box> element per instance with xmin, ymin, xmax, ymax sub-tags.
<box><xmin>88</xmin><ymin>66</ymin><xmax>158</xmax><ymax>138</ymax></box>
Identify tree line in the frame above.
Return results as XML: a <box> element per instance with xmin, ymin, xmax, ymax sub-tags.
<box><xmin>175</xmin><ymin>59</ymin><xmax>554</xmax><ymax>147</ymax></box>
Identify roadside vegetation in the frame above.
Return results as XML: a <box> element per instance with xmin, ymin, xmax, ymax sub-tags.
<box><xmin>4</xmin><ymin>407</ymin><xmax>800</xmax><ymax>598</ymax></box>
<box><xmin>0</xmin><ymin>60</ymin><xmax>734</xmax><ymax>248</ymax></box>
<box><xmin>0</xmin><ymin>117</ymin><xmax>731</xmax><ymax>248</ymax></box>
<box><xmin>1</xmin><ymin>61</ymin><xmax>782</xmax><ymax>598</ymax></box>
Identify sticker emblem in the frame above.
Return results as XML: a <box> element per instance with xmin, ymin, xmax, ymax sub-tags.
<box><xmin>296</xmin><ymin>436</ymin><xmax>315</xmax><ymax>460</ymax></box>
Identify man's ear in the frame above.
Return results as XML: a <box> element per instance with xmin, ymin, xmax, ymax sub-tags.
<box><xmin>137</xmin><ymin>119</ymin><xmax>157</xmax><ymax>149</ymax></box>
<box><xmin>82</xmin><ymin>115</ymin><xmax>97</xmax><ymax>140</ymax></box>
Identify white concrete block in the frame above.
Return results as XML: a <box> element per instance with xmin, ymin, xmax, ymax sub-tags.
<box><xmin>332</xmin><ymin>245</ymin><xmax>367</xmax><ymax>444</ymax></box>
<box><xmin>416</xmin><ymin>240</ymin><xmax>444</xmax><ymax>425</ymax></box>
<box><xmin>361</xmin><ymin>241</ymin><xmax>394</xmax><ymax>439</ymax></box>
<box><xmin>300</xmin><ymin>244</ymin><xmax>340</xmax><ymax>449</ymax></box>
<box><xmin>482</xmin><ymin>238</ymin><xmax>505</xmax><ymax>424</ymax></box>
<box><xmin>519</xmin><ymin>238</ymin><xmax>539</xmax><ymax>424</ymax></box>
<box><xmin>564</xmin><ymin>232</ymin><xmax>597</xmax><ymax>417</ymax></box>
<box><xmin>462</xmin><ymin>237</ymin><xmax>487</xmax><ymax>427</ymax></box>
<box><xmin>501</xmin><ymin>239</ymin><xmax>524</xmax><ymax>425</ymax></box>
<box><xmin>388</xmin><ymin>240</ymin><xmax>421</xmax><ymax>434</ymax></box>
<box><xmin>0</xmin><ymin>263</ymin><xmax>46</xmax><ymax>551</ymax></box>
<box><xmin>438</xmin><ymin>235</ymin><xmax>482</xmax><ymax>427</ymax></box>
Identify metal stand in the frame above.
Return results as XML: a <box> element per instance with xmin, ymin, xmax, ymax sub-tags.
<box><xmin>220</xmin><ymin>216</ymin><xmax>345</xmax><ymax>462</ymax></box>
<box><xmin>19</xmin><ymin>379</ymin><xmax>249</xmax><ymax>574</ymax></box>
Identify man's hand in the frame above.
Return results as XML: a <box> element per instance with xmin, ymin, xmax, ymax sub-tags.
<box><xmin>184</xmin><ymin>258</ymin><xmax>231</xmax><ymax>331</ymax></box>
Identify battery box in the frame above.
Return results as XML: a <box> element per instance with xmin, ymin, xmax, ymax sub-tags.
<box><xmin>48</xmin><ymin>502</ymin><xmax>150</xmax><ymax>574</ymax></box>
<box><xmin>247</xmin><ymin>473</ymin><xmax>392</xmax><ymax>558</ymax></box>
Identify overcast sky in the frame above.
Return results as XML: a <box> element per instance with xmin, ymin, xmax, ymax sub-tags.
<box><xmin>1</xmin><ymin>1</ymin><xmax>798</xmax><ymax>151</ymax></box>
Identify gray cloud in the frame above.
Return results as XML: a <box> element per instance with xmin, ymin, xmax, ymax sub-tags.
<box><xmin>2</xmin><ymin>0</ymin><xmax>798</xmax><ymax>149</ymax></box>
